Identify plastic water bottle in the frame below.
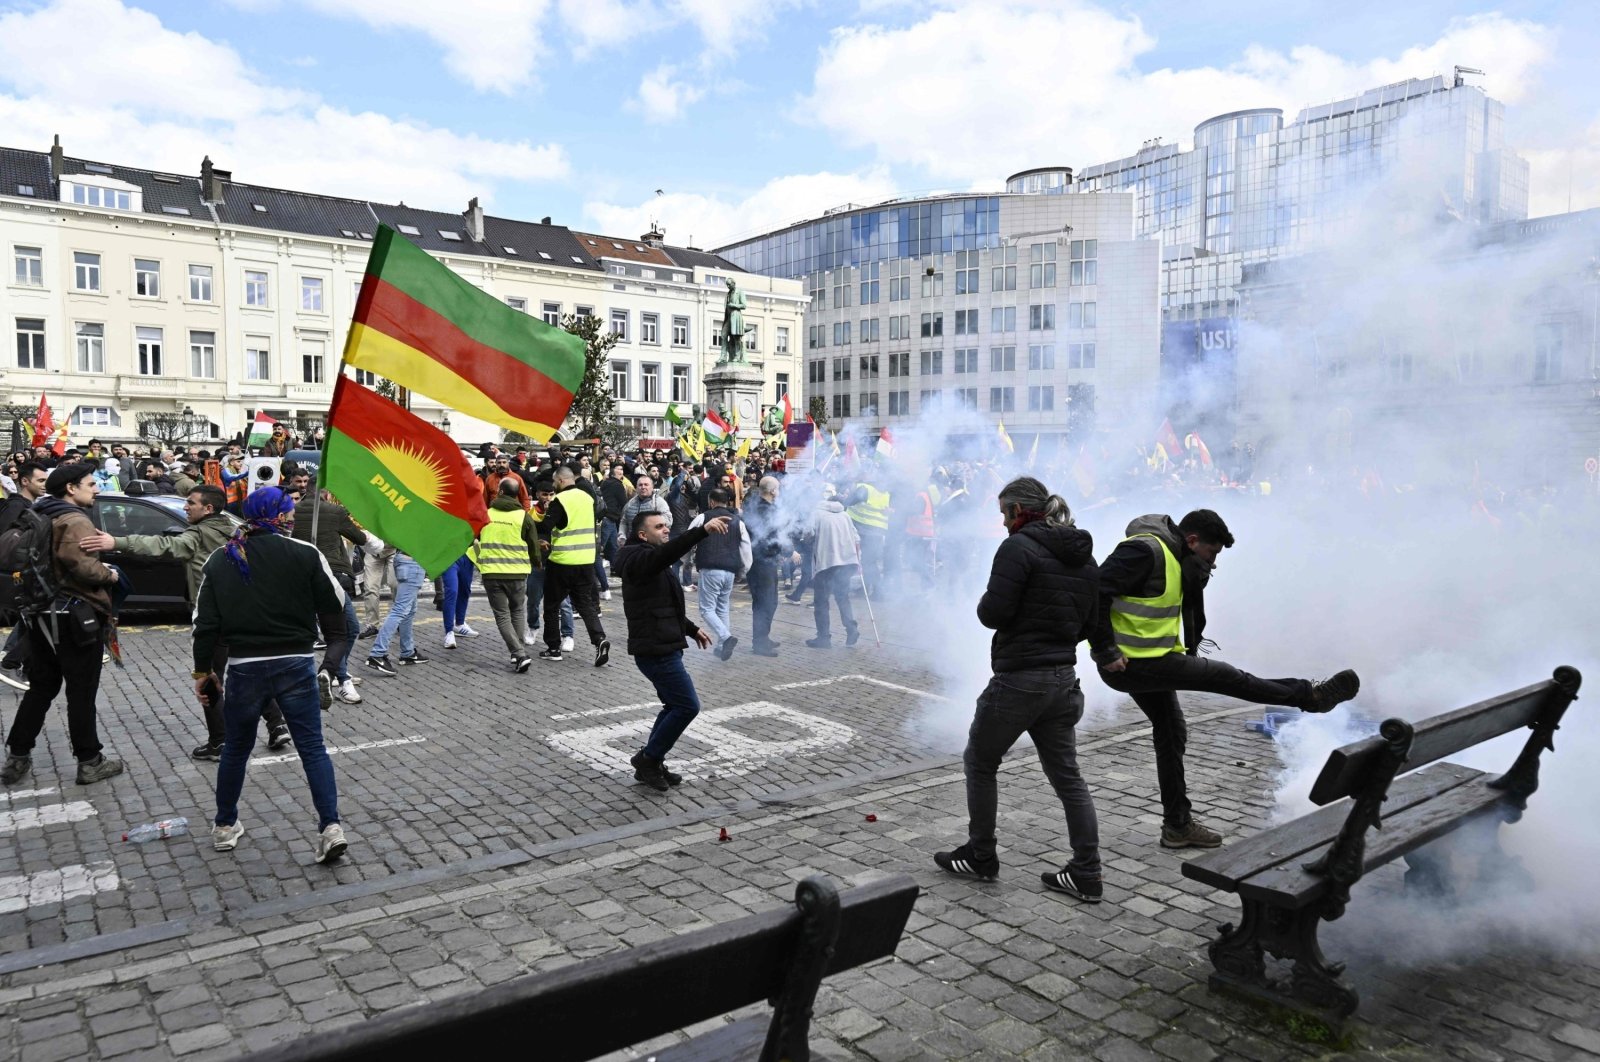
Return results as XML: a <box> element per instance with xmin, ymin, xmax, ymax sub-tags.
<box><xmin>123</xmin><ymin>818</ymin><xmax>189</xmax><ymax>843</ymax></box>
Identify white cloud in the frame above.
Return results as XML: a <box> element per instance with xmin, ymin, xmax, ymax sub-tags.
<box><xmin>671</xmin><ymin>0</ymin><xmax>784</xmax><ymax>58</ymax></box>
<box><xmin>802</xmin><ymin>3</ymin><xmax>1556</xmax><ymax>187</ymax></box>
<box><xmin>585</xmin><ymin>167</ymin><xmax>900</xmax><ymax>249</ymax></box>
<box><xmin>631</xmin><ymin>64</ymin><xmax>706</xmax><ymax>123</ymax></box>
<box><xmin>0</xmin><ymin>0</ymin><xmax>567</xmax><ymax>208</ymax></box>
<box><xmin>556</xmin><ymin>0</ymin><xmax>661</xmax><ymax>55</ymax></box>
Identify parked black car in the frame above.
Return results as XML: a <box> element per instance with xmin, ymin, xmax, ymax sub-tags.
<box><xmin>93</xmin><ymin>491</ymin><xmax>240</xmax><ymax>612</ymax></box>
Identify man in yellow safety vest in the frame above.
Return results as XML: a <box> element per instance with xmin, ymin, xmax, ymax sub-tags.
<box><xmin>472</xmin><ymin>477</ymin><xmax>540</xmax><ymax>673</ymax></box>
<box><xmin>846</xmin><ymin>477</ymin><xmax>891</xmax><ymax>596</ymax></box>
<box><xmin>536</xmin><ymin>466</ymin><xmax>610</xmax><ymax>667</ymax></box>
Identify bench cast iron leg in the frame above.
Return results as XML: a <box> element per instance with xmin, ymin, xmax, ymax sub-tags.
<box><xmin>1208</xmin><ymin>899</ymin><xmax>1358</xmax><ymax>1027</ymax></box>
<box><xmin>1402</xmin><ymin>844</ymin><xmax>1456</xmax><ymax>904</ymax></box>
<box><xmin>761</xmin><ymin>877</ymin><xmax>841</xmax><ymax>1062</ymax></box>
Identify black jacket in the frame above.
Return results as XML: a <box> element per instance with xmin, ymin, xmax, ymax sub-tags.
<box><xmin>614</xmin><ymin>528</ymin><xmax>708</xmax><ymax>656</ymax></box>
<box><xmin>599</xmin><ymin>477</ymin><xmax>629</xmax><ymax>523</ymax></box>
<box><xmin>976</xmin><ymin>522</ymin><xmax>1110</xmax><ymax>673</ymax></box>
<box><xmin>192</xmin><ymin>532</ymin><xmax>349</xmax><ymax>673</ymax></box>
<box><xmin>1093</xmin><ymin>514</ymin><xmax>1209</xmax><ymax>658</ymax></box>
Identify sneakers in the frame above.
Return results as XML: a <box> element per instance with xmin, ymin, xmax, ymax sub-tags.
<box><xmin>0</xmin><ymin>663</ymin><xmax>28</xmax><ymax>691</ymax></box>
<box><xmin>539</xmin><ymin>648</ymin><xmax>564</xmax><ymax>662</ymax></box>
<box><xmin>443</xmin><ymin>630</ymin><xmax>456</xmax><ymax>649</ymax></box>
<box><xmin>315</xmin><ymin>823</ymin><xmax>348</xmax><ymax>864</ymax></box>
<box><xmin>522</xmin><ymin>631</ymin><xmax>537</xmax><ymax>646</ymax></box>
<box><xmin>365</xmin><ymin>656</ymin><xmax>397</xmax><ymax>678</ymax></box>
<box><xmin>933</xmin><ymin>844</ymin><xmax>999</xmax><ymax>882</ymax></box>
<box><xmin>1305</xmin><ymin>669</ymin><xmax>1361</xmax><ymax>713</ymax></box>
<box><xmin>594</xmin><ymin>639</ymin><xmax>610</xmax><ymax>668</ymax></box>
<box><xmin>398</xmin><ymin>650</ymin><xmax>429</xmax><ymax>665</ymax></box>
<box><xmin>313</xmin><ymin>637</ymin><xmax>328</xmax><ymax>650</ymax></box>
<box><xmin>1</xmin><ymin>752</ymin><xmax>32</xmax><ymax>785</ymax></box>
<box><xmin>191</xmin><ymin>742</ymin><xmax>222</xmax><ymax>762</ymax></box>
<box><xmin>846</xmin><ymin>625</ymin><xmax>861</xmax><ymax>647</ymax></box>
<box><xmin>805</xmin><ymin>637</ymin><xmax>832</xmax><ymax>649</ymax></box>
<box><xmin>513</xmin><ymin>656</ymin><xmax>532</xmax><ymax>673</ymax></box>
<box><xmin>630</xmin><ymin>751</ymin><xmax>670</xmax><ymax>792</ymax></box>
<box><xmin>717</xmin><ymin>636</ymin><xmax>737</xmax><ymax>661</ymax></box>
<box><xmin>1041</xmin><ymin>867</ymin><xmax>1103</xmax><ymax>903</ymax></box>
<box><xmin>335</xmin><ymin>679</ymin><xmax>363</xmax><ymax>704</ymax></box>
<box><xmin>1161</xmin><ymin>819</ymin><xmax>1224</xmax><ymax>849</ymax></box>
<box><xmin>601</xmin><ymin>589</ymin><xmax>612</xmax><ymax>601</ymax></box>
<box><xmin>267</xmin><ymin>725</ymin><xmax>292</xmax><ymax>751</ymax></box>
<box><xmin>316</xmin><ymin>670</ymin><xmax>334</xmax><ymax>711</ymax></box>
<box><xmin>358</xmin><ymin>625</ymin><xmax>379</xmax><ymax>639</ymax></box>
<box><xmin>455</xmin><ymin>624</ymin><xmax>479</xmax><ymax>637</ymax></box>
<box><xmin>75</xmin><ymin>754</ymin><xmax>124</xmax><ymax>785</ymax></box>
<box><xmin>212</xmin><ymin>821</ymin><xmax>244</xmax><ymax>852</ymax></box>
<box><xmin>560</xmin><ymin>636</ymin><xmax>575</xmax><ymax>653</ymax></box>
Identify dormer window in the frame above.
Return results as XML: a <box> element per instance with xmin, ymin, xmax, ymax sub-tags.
<box><xmin>251</xmin><ymin>203</ymin><xmax>268</xmax><ymax>213</ymax></box>
<box><xmin>63</xmin><ymin>176</ymin><xmax>141</xmax><ymax>212</ymax></box>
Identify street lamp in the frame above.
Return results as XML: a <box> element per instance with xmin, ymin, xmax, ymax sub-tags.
<box><xmin>440</xmin><ymin>412</ymin><xmax>452</xmax><ymax>435</ymax></box>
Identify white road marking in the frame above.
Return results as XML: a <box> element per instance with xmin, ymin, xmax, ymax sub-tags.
<box><xmin>0</xmin><ymin>787</ymin><xmax>58</xmax><ymax>804</ymax></box>
<box><xmin>545</xmin><ymin>701</ymin><xmax>855</xmax><ymax>780</ymax></box>
<box><xmin>250</xmin><ymin>735</ymin><xmax>427</xmax><ymax>767</ymax></box>
<box><xmin>549</xmin><ymin>701</ymin><xmax>662</xmax><ymax>722</ymax></box>
<box><xmin>0</xmin><ymin>802</ymin><xmax>97</xmax><ymax>836</ymax></box>
<box><xmin>0</xmin><ymin>861</ymin><xmax>119</xmax><ymax>914</ymax></box>
<box><xmin>771</xmin><ymin>673</ymin><xmax>952</xmax><ymax>701</ymax></box>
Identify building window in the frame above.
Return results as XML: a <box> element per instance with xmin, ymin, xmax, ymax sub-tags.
<box><xmin>188</xmin><ymin>264</ymin><xmax>213</xmax><ymax>302</ymax></box>
<box><xmin>1028</xmin><ymin>344</ymin><xmax>1055</xmax><ymax>370</ymax></box>
<box><xmin>68</xmin><ymin>183</ymin><xmax>133</xmax><ymax>210</ymax></box>
<box><xmin>775</xmin><ymin>326</ymin><xmax>789</xmax><ymax>354</ymax></box>
<box><xmin>641</xmin><ymin>312</ymin><xmax>659</xmax><ymax>344</ymax></box>
<box><xmin>745</xmin><ymin>324</ymin><xmax>758</xmax><ymax>352</ymax></box>
<box><xmin>1029</xmin><ymin>304</ymin><xmax>1056</xmax><ymax>331</ymax></box>
<box><xmin>301</xmin><ymin>338</ymin><xmax>326</xmax><ymax>384</ymax></box>
<box><xmin>991</xmin><ymin>245</ymin><xmax>1017</xmax><ymax>291</ymax></box>
<box><xmin>888</xmin><ymin>315</ymin><xmax>912</xmax><ymax>341</ymax></box>
<box><xmin>13</xmin><ymin>246</ymin><xmax>43</xmax><ymax>287</ymax></box>
<box><xmin>75</xmin><ymin>322</ymin><xmax>105</xmax><ymax>373</ymax></box>
<box><xmin>954</xmin><ymin>308</ymin><xmax>979</xmax><ymax>335</ymax></box>
<box><xmin>641</xmin><ymin>363</ymin><xmax>660</xmax><ymax>402</ymax></box>
<box><xmin>955</xmin><ymin>387</ymin><xmax>978</xmax><ymax>410</ymax></box>
<box><xmin>575</xmin><ymin>305</ymin><xmax>594</xmax><ymax>320</ymax></box>
<box><xmin>135</xmin><ymin>326</ymin><xmax>163</xmax><ymax>375</ymax></box>
<box><xmin>71</xmin><ymin>406</ymin><xmax>116</xmax><ymax>427</ymax></box>
<box><xmin>887</xmin><ymin>351</ymin><xmax>910</xmax><ymax>378</ymax></box>
<box><xmin>989</xmin><ymin>387</ymin><xmax>1015</xmax><ymax>413</ymax></box>
<box><xmin>990</xmin><ymin>306</ymin><xmax>1016</xmax><ymax>332</ymax></box>
<box><xmin>833</xmin><ymin>322</ymin><xmax>851</xmax><ymax>346</ymax></box>
<box><xmin>134</xmin><ymin>258</ymin><xmax>160</xmax><ymax>298</ymax></box>
<box><xmin>15</xmin><ymin>317</ymin><xmax>45</xmax><ymax>370</ymax></box>
<box><xmin>859</xmin><ymin>318</ymin><xmax>879</xmax><ymax>344</ymax></box>
<box><xmin>1068</xmin><ymin>342</ymin><xmax>1096</xmax><ymax>369</ymax></box>
<box><xmin>353</xmin><ymin>368</ymin><xmax>378</xmax><ymax>387</ymax></box>
<box><xmin>301</xmin><ymin>276</ymin><xmax>324</xmax><ymax>312</ymax></box>
<box><xmin>832</xmin><ymin>394</ymin><xmax>852</xmax><ymax>418</ymax></box>
<box><xmin>244</xmin><ymin>269</ymin><xmax>269</xmax><ymax>307</ymax></box>
<box><xmin>1068</xmin><ymin>301</ymin><xmax>1097</xmax><ymax>329</ymax></box>
<box><xmin>671</xmin><ymin>365</ymin><xmax>691</xmax><ymax>402</ymax></box>
<box><xmin>245</xmin><ymin>336</ymin><xmax>271</xmax><ymax>381</ymax></box>
<box><xmin>1533</xmin><ymin>322</ymin><xmax>1564</xmax><ymax>382</ymax></box>
<box><xmin>859</xmin><ymin>354</ymin><xmax>880</xmax><ymax>380</ymax></box>
<box><xmin>919</xmin><ymin>389</ymin><xmax>942</xmax><ymax>411</ymax></box>
<box><xmin>74</xmin><ymin>251</ymin><xmax>101</xmax><ymax>292</ymax></box>
<box><xmin>831</xmin><ymin>275</ymin><xmax>852</xmax><ymax>310</ymax></box>
<box><xmin>860</xmin><ymin>262</ymin><xmax>880</xmax><ymax>304</ymax></box>
<box><xmin>954</xmin><ymin>250</ymin><xmax>979</xmax><ymax>295</ymax></box>
<box><xmin>921</xmin><ymin>268</ymin><xmax>942</xmax><ymax>298</ymax></box>
<box><xmin>888</xmin><ymin>390</ymin><xmax>910</xmax><ymax>416</ymax></box>
<box><xmin>808</xmin><ymin>275</ymin><xmax>825</xmax><ymax>309</ymax></box>
<box><xmin>505</xmin><ymin>296</ymin><xmax>528</xmax><ymax>313</ymax></box>
<box><xmin>190</xmin><ymin>330</ymin><xmax>217</xmax><ymax>378</ymax></box>
<box><xmin>861</xmin><ymin>392</ymin><xmax>879</xmax><ymax>416</ymax></box>
<box><xmin>920</xmin><ymin>312</ymin><xmax>943</xmax><ymax>338</ymax></box>
<box><xmin>543</xmin><ymin>301</ymin><xmax>561</xmax><ymax>326</ymax></box>
<box><xmin>989</xmin><ymin>345</ymin><xmax>1016</xmax><ymax>372</ymax></box>
<box><xmin>1070</xmin><ymin>239</ymin><xmax>1098</xmax><ymax>285</ymax></box>
<box><xmin>610</xmin><ymin>309</ymin><xmax>629</xmax><ymax>341</ymax></box>
<box><xmin>1027</xmin><ymin>385</ymin><xmax>1055</xmax><ymax>411</ymax></box>
<box><xmin>832</xmin><ymin>356</ymin><xmax>851</xmax><ymax>382</ymax></box>
<box><xmin>889</xmin><ymin>261</ymin><xmax>911</xmax><ymax>302</ymax></box>
<box><xmin>776</xmin><ymin>373</ymin><xmax>790</xmax><ymax>401</ymax></box>
<box><xmin>610</xmin><ymin>360</ymin><xmax>629</xmax><ymax>400</ymax></box>
<box><xmin>953</xmin><ymin>348</ymin><xmax>978</xmax><ymax>374</ymax></box>
<box><xmin>1028</xmin><ymin>242</ymin><xmax>1057</xmax><ymax>288</ymax></box>
<box><xmin>808</xmin><ymin>360</ymin><xmax>825</xmax><ymax>386</ymax></box>
<box><xmin>920</xmin><ymin>350</ymin><xmax>942</xmax><ymax>375</ymax></box>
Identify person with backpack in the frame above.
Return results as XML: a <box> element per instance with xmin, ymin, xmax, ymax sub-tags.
<box><xmin>686</xmin><ymin>486</ymin><xmax>751</xmax><ymax>660</ymax></box>
<box><xmin>0</xmin><ymin>460</ymin><xmax>50</xmax><ymax>691</ymax></box>
<box><xmin>1</xmin><ymin>462</ymin><xmax>124</xmax><ymax>786</ymax></box>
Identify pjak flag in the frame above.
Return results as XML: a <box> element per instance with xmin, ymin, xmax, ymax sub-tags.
<box><xmin>345</xmin><ymin>226</ymin><xmax>585</xmax><ymax>442</ymax></box>
<box><xmin>320</xmin><ymin>375</ymin><xmax>489</xmax><ymax>578</ymax></box>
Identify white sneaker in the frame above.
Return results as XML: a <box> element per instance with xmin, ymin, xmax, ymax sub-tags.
<box><xmin>522</xmin><ymin>631</ymin><xmax>536</xmax><ymax>646</ymax></box>
<box><xmin>455</xmin><ymin>624</ymin><xmax>479</xmax><ymax>637</ymax></box>
<box><xmin>335</xmin><ymin>679</ymin><xmax>363</xmax><ymax>704</ymax></box>
<box><xmin>560</xmin><ymin>636</ymin><xmax>575</xmax><ymax>653</ymax></box>
<box><xmin>212</xmin><ymin>821</ymin><xmax>244</xmax><ymax>852</ymax></box>
<box><xmin>315</xmin><ymin>823</ymin><xmax>348</xmax><ymax>864</ymax></box>
<box><xmin>444</xmin><ymin>630</ymin><xmax>457</xmax><ymax>649</ymax></box>
<box><xmin>602</xmin><ymin>589</ymin><xmax>612</xmax><ymax>601</ymax></box>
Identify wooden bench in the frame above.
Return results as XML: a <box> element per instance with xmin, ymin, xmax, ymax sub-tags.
<box><xmin>1182</xmin><ymin>666</ymin><xmax>1581</xmax><ymax>1030</ymax></box>
<box><xmin>242</xmin><ymin>873</ymin><xmax>918</xmax><ymax>1062</ymax></box>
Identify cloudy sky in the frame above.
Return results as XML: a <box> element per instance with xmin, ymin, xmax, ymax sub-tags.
<box><xmin>1</xmin><ymin>0</ymin><xmax>1595</xmax><ymax>247</ymax></box>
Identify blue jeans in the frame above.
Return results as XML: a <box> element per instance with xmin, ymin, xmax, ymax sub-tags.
<box><xmin>599</xmin><ymin>518</ymin><xmax>619</xmax><ymax>565</ymax></box>
<box><xmin>441</xmin><ymin>555</ymin><xmax>474</xmax><ymax>631</ymax></box>
<box><xmin>372</xmin><ymin>554</ymin><xmax>423</xmax><ymax>658</ymax></box>
<box><xmin>525</xmin><ymin>568</ymin><xmax>573</xmax><ymax>637</ymax></box>
<box><xmin>215</xmin><ymin>657</ymin><xmax>339</xmax><ymax>831</ymax></box>
<box><xmin>697</xmin><ymin>569</ymin><xmax>734</xmax><ymax>647</ymax></box>
<box><xmin>636</xmin><ymin>651</ymin><xmax>700</xmax><ymax>761</ymax></box>
<box><xmin>334</xmin><ymin>574</ymin><xmax>358</xmax><ymax>682</ymax></box>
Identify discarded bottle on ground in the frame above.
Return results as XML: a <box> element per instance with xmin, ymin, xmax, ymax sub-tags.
<box><xmin>124</xmin><ymin>818</ymin><xmax>189</xmax><ymax>843</ymax></box>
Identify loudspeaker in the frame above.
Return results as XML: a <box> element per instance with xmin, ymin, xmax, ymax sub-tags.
<box><xmin>245</xmin><ymin>457</ymin><xmax>282</xmax><ymax>496</ymax></box>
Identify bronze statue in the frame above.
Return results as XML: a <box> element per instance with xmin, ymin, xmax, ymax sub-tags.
<box><xmin>720</xmin><ymin>278</ymin><xmax>749</xmax><ymax>364</ymax></box>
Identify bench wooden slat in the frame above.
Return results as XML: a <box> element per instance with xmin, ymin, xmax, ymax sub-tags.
<box><xmin>653</xmin><ymin>1015</ymin><xmax>768</xmax><ymax>1060</ymax></box>
<box><xmin>1237</xmin><ymin>775</ymin><xmax>1507</xmax><ymax>908</ymax></box>
<box><xmin>1308</xmin><ymin>680</ymin><xmax>1550</xmax><ymax>805</ymax></box>
<box><xmin>1182</xmin><ymin>762</ymin><xmax>1483</xmax><ymax>893</ymax></box>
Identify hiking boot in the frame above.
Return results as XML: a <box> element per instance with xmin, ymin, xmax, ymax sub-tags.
<box><xmin>75</xmin><ymin>754</ymin><xmax>124</xmax><ymax>785</ymax></box>
<box><xmin>513</xmin><ymin>656</ymin><xmax>532</xmax><ymax>674</ymax></box>
<box><xmin>1041</xmin><ymin>867</ymin><xmax>1103</xmax><ymax>903</ymax></box>
<box><xmin>1305</xmin><ymin>669</ymin><xmax>1361</xmax><ymax>713</ymax></box>
<box><xmin>539</xmin><ymin>648</ymin><xmax>564</xmax><ymax>662</ymax></box>
<box><xmin>398</xmin><ymin>650</ymin><xmax>429</xmax><ymax>665</ymax></box>
<box><xmin>267</xmin><ymin>725</ymin><xmax>292</xmax><ymax>751</ymax></box>
<box><xmin>315</xmin><ymin>823</ymin><xmax>348</xmax><ymax>864</ymax></box>
<box><xmin>717</xmin><ymin>636</ymin><xmax>737</xmax><ymax>661</ymax></box>
<box><xmin>212</xmin><ymin>821</ymin><xmax>244</xmax><ymax>852</ymax></box>
<box><xmin>805</xmin><ymin>637</ymin><xmax>832</xmax><ymax>649</ymax></box>
<box><xmin>593</xmin><ymin>639</ymin><xmax>610</xmax><ymax>668</ymax></box>
<box><xmin>933</xmin><ymin>843</ymin><xmax>999</xmax><ymax>882</ymax></box>
<box><xmin>659</xmin><ymin>762</ymin><xmax>683</xmax><ymax>786</ymax></box>
<box><xmin>0</xmin><ymin>663</ymin><xmax>29</xmax><ymax>691</ymax></box>
<box><xmin>846</xmin><ymin>625</ymin><xmax>861</xmax><ymax>647</ymax></box>
<box><xmin>1161</xmin><ymin>819</ymin><xmax>1223</xmax><ymax>849</ymax></box>
<box><xmin>1</xmin><ymin>752</ymin><xmax>32</xmax><ymax>785</ymax></box>
<box><xmin>365</xmin><ymin>656</ymin><xmax>397</xmax><ymax>678</ymax></box>
<box><xmin>335</xmin><ymin>679</ymin><xmax>363</xmax><ymax>704</ymax></box>
<box><xmin>630</xmin><ymin>751</ymin><xmax>670</xmax><ymax>792</ymax></box>
<box><xmin>191</xmin><ymin>742</ymin><xmax>222</xmax><ymax>762</ymax></box>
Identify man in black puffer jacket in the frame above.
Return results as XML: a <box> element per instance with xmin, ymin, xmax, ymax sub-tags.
<box><xmin>613</xmin><ymin>508</ymin><xmax>730</xmax><ymax>792</ymax></box>
<box><xmin>935</xmin><ymin>477</ymin><xmax>1115</xmax><ymax>904</ymax></box>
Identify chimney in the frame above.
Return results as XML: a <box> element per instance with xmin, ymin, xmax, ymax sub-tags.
<box><xmin>49</xmin><ymin>134</ymin><xmax>63</xmax><ymax>180</ymax></box>
<box><xmin>200</xmin><ymin>156</ymin><xmax>231</xmax><ymax>203</ymax></box>
<box><xmin>541</xmin><ymin>216</ymin><xmax>552</xmax><ymax>226</ymax></box>
<box><xmin>465</xmin><ymin>196</ymin><xmax>484</xmax><ymax>242</ymax></box>
<box><xmin>642</xmin><ymin>221</ymin><xmax>665</xmax><ymax>247</ymax></box>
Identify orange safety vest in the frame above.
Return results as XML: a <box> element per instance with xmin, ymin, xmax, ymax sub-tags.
<box><xmin>905</xmin><ymin>491</ymin><xmax>935</xmax><ymax>538</ymax></box>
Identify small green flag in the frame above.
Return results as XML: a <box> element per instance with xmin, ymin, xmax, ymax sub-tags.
<box><xmin>665</xmin><ymin>402</ymin><xmax>684</xmax><ymax>426</ymax></box>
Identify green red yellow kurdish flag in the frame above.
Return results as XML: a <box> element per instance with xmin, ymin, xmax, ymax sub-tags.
<box><xmin>344</xmin><ymin>226</ymin><xmax>585</xmax><ymax>441</ymax></box>
<box><xmin>320</xmin><ymin>375</ymin><xmax>489</xmax><ymax>578</ymax></box>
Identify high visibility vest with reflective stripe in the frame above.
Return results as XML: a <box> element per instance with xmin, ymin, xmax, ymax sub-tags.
<box><xmin>548</xmin><ymin>488</ymin><xmax>597</xmax><ymax>566</ymax></box>
<box><xmin>472</xmin><ymin>507</ymin><xmax>531</xmax><ymax>576</ymax></box>
<box><xmin>905</xmin><ymin>491</ymin><xmax>934</xmax><ymax>538</ymax></box>
<box><xmin>1109</xmin><ymin>534</ymin><xmax>1185</xmax><ymax>658</ymax></box>
<box><xmin>849</xmin><ymin>484</ymin><xmax>890</xmax><ymax>530</ymax></box>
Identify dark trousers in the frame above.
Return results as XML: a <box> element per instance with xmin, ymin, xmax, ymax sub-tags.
<box><xmin>635</xmin><ymin>651</ymin><xmax>700</xmax><ymax>761</ymax></box>
<box><xmin>6</xmin><ymin>622</ymin><xmax>104</xmax><ymax>761</ymax></box>
<box><xmin>811</xmin><ymin>565</ymin><xmax>857</xmax><ymax>642</ymax></box>
<box><xmin>749</xmin><ymin>560</ymin><xmax>778</xmax><ymax>647</ymax></box>
<box><xmin>203</xmin><ymin>643</ymin><xmax>285</xmax><ymax>747</ymax></box>
<box><xmin>788</xmin><ymin>544</ymin><xmax>814</xmax><ymax>600</ymax></box>
<box><xmin>1101</xmin><ymin>651</ymin><xmax>1314</xmax><ymax>827</ymax></box>
<box><xmin>964</xmin><ymin>666</ymin><xmax>1099</xmax><ymax>877</ymax></box>
<box><xmin>544</xmin><ymin>563</ymin><xmax>605</xmax><ymax>650</ymax></box>
<box><xmin>856</xmin><ymin>526</ymin><xmax>886</xmax><ymax>596</ymax></box>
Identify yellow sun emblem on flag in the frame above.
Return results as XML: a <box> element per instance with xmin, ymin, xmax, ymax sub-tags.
<box><xmin>368</xmin><ymin>440</ymin><xmax>447</xmax><ymax>507</ymax></box>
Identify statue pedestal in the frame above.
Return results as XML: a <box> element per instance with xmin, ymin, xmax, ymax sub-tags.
<box><xmin>704</xmin><ymin>361</ymin><xmax>764</xmax><ymax>441</ymax></box>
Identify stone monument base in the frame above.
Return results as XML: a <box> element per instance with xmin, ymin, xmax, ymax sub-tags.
<box><xmin>704</xmin><ymin>362</ymin><xmax>764</xmax><ymax>442</ymax></box>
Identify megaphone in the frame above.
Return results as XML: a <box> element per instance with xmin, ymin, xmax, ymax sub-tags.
<box><xmin>245</xmin><ymin>457</ymin><xmax>282</xmax><ymax>496</ymax></box>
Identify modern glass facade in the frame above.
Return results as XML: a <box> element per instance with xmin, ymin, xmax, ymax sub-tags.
<box><xmin>718</xmin><ymin>196</ymin><xmax>1002</xmax><ymax>279</ymax></box>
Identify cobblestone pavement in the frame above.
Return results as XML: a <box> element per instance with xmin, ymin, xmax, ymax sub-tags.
<box><xmin>1</xmin><ymin>584</ymin><xmax>1597</xmax><ymax>1061</ymax></box>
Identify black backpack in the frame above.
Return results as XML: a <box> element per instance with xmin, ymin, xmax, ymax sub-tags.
<box><xmin>0</xmin><ymin>507</ymin><xmax>61</xmax><ymax>618</ymax></box>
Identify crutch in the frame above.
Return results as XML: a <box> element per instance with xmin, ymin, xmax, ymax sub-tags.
<box><xmin>854</xmin><ymin>539</ymin><xmax>883</xmax><ymax>649</ymax></box>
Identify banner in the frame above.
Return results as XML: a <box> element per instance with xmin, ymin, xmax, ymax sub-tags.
<box><xmin>785</xmin><ymin>422</ymin><xmax>815</xmax><ymax>473</ymax></box>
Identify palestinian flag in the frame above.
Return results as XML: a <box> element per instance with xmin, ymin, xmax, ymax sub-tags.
<box><xmin>701</xmin><ymin>409</ymin><xmax>731</xmax><ymax>445</ymax></box>
<box><xmin>246</xmin><ymin>411</ymin><xmax>277</xmax><ymax>448</ymax></box>
<box><xmin>345</xmin><ymin>225</ymin><xmax>585</xmax><ymax>441</ymax></box>
<box><xmin>320</xmin><ymin>375</ymin><xmax>489</xmax><ymax>578</ymax></box>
